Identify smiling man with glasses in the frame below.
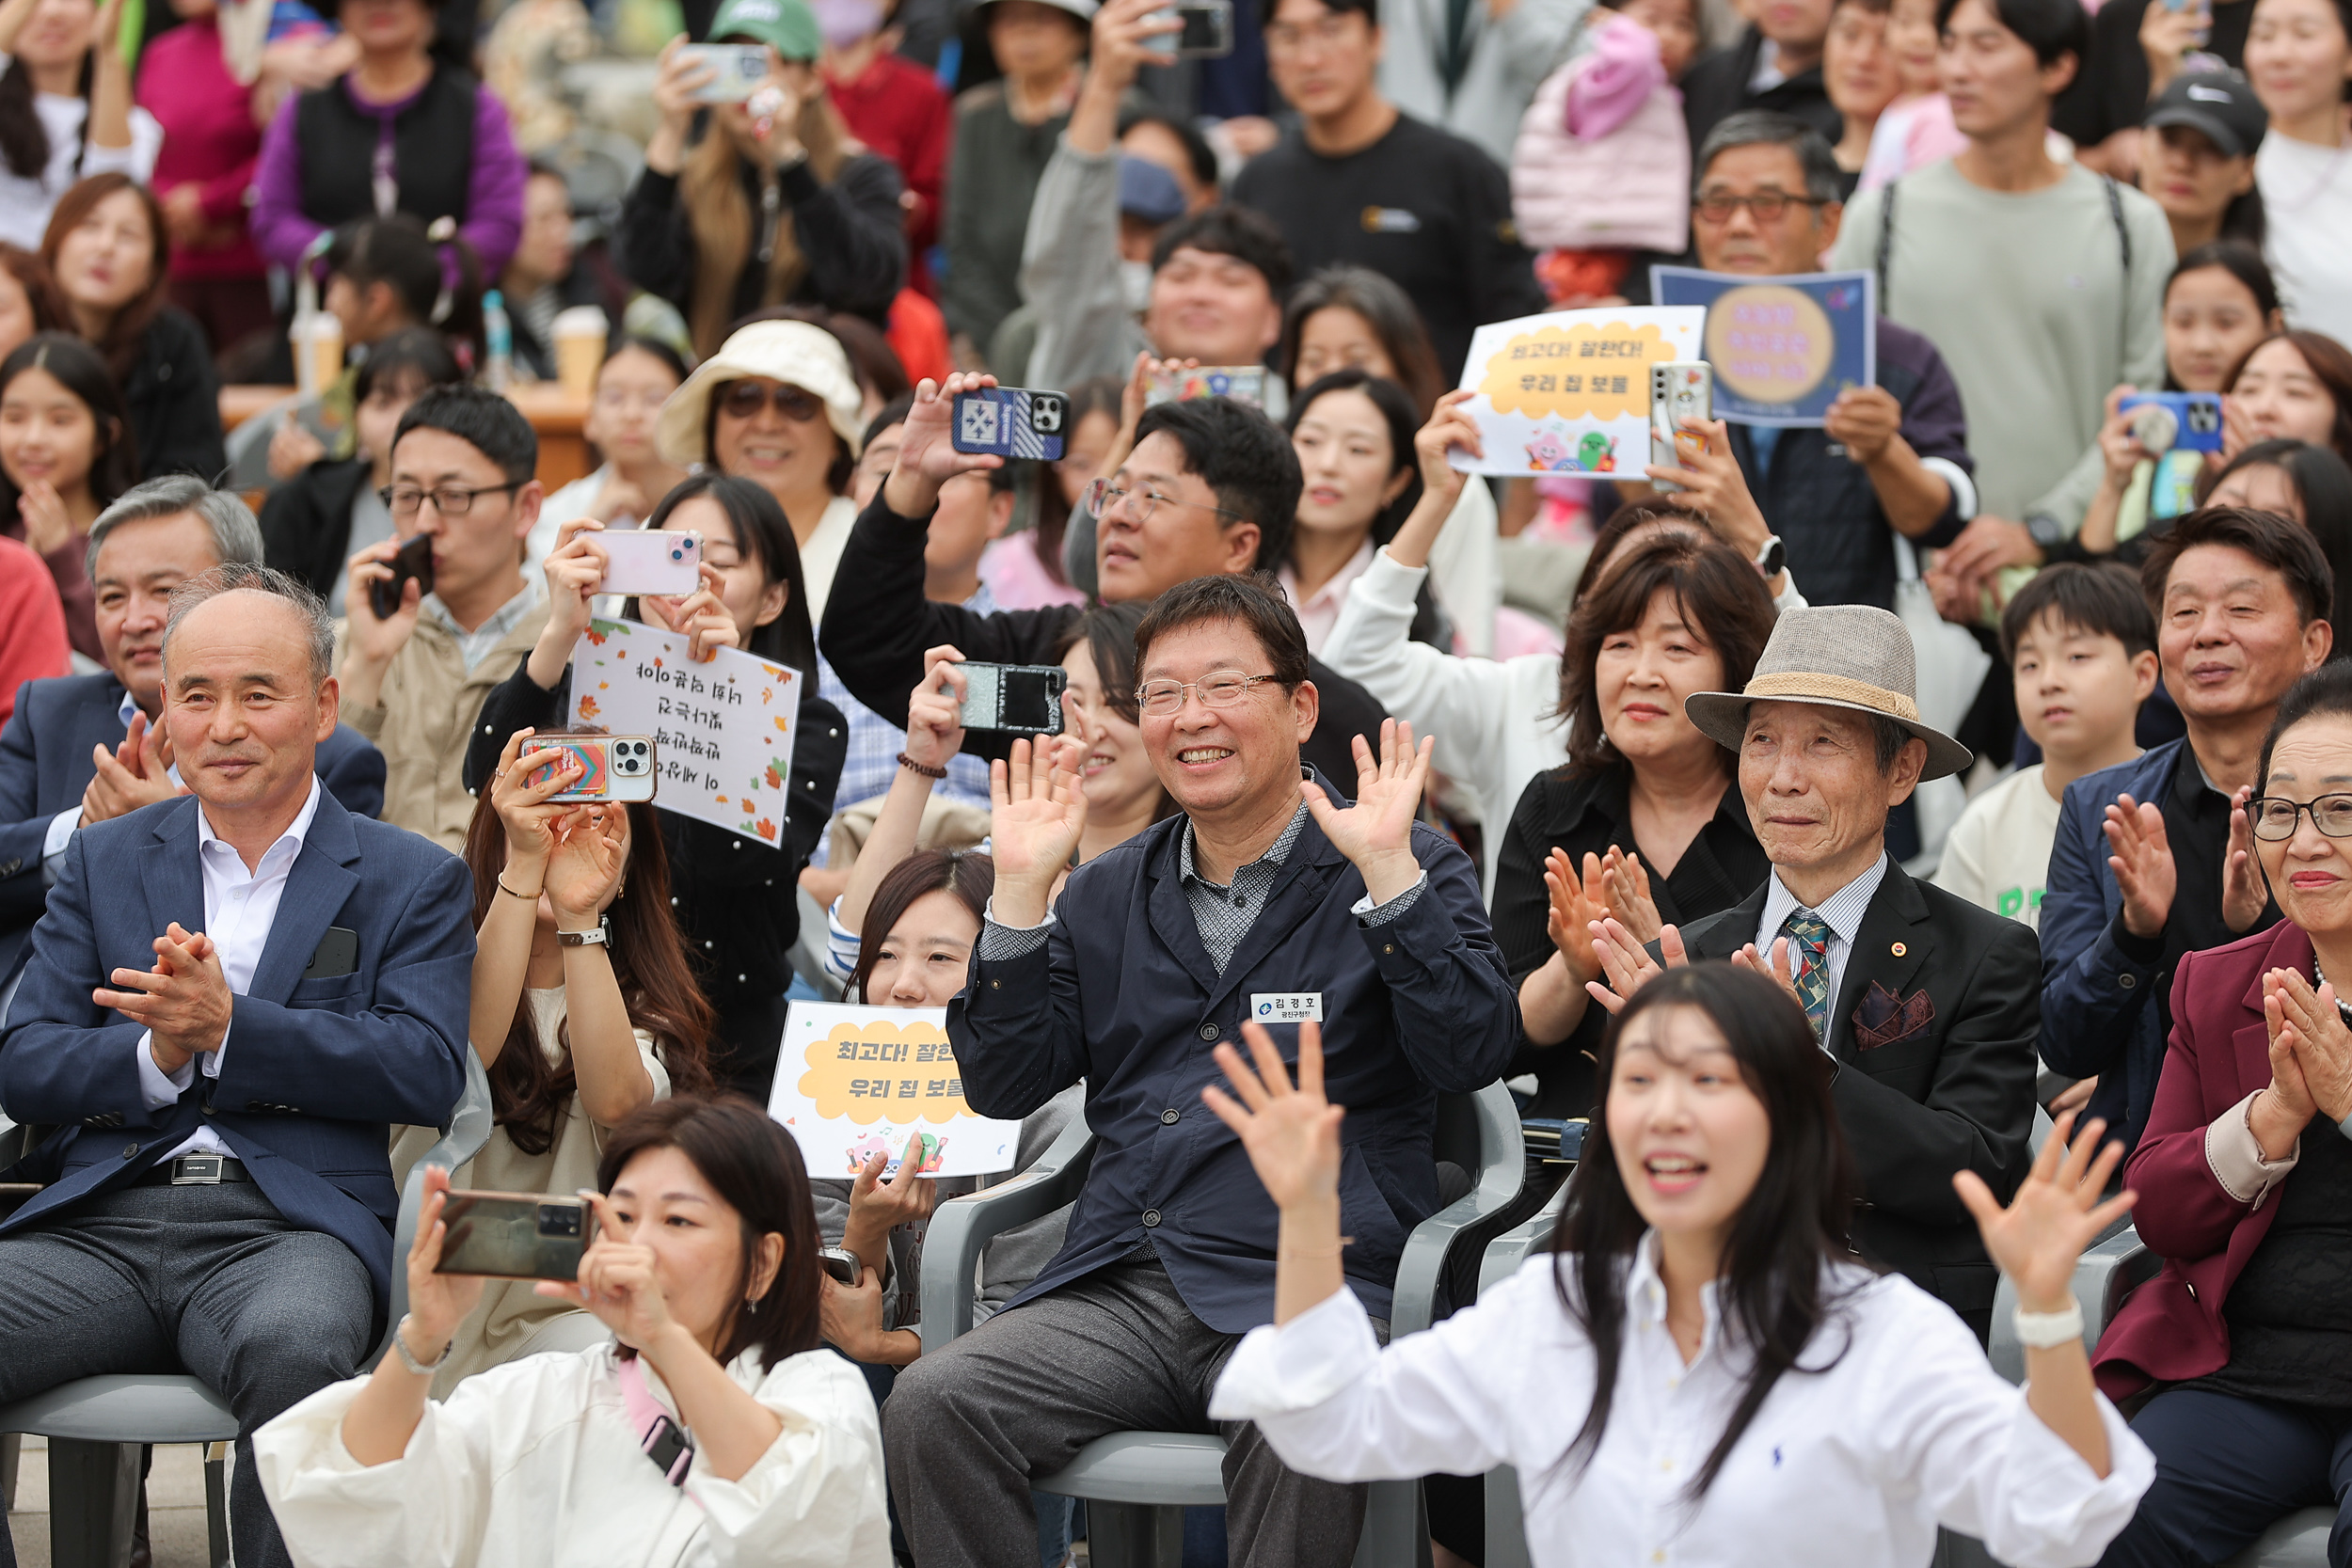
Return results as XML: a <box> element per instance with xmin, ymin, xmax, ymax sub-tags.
<box><xmin>336</xmin><ymin>385</ymin><xmax>548</xmax><ymax>849</ymax></box>
<box><xmin>882</xmin><ymin>571</ymin><xmax>1516</xmax><ymax>1568</ymax></box>
<box><xmin>819</xmin><ymin>372</ymin><xmax>1394</xmax><ymax>784</ymax></box>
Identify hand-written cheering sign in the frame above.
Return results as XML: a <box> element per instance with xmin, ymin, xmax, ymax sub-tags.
<box><xmin>565</xmin><ymin>618</ymin><xmax>800</xmax><ymax>844</ymax></box>
<box><xmin>1451</xmin><ymin>307</ymin><xmax>1705</xmax><ymax>477</ymax></box>
<box><xmin>768</xmin><ymin>1002</ymin><xmax>1021</xmax><ymax>1179</ymax></box>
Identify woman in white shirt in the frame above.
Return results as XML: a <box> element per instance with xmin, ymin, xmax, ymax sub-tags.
<box><xmin>1200</xmin><ymin>962</ymin><xmax>2156</xmax><ymax>1568</ymax></box>
<box><xmin>0</xmin><ymin>0</ymin><xmax>157</xmax><ymax>250</ymax></box>
<box><xmin>2247</xmin><ymin>0</ymin><xmax>2352</xmax><ymax>346</ymax></box>
<box><xmin>259</xmin><ymin>1097</ymin><xmax>892</xmax><ymax>1567</ymax></box>
<box><xmin>389</xmin><ymin>731</ymin><xmax>718</xmax><ymax>1392</ymax></box>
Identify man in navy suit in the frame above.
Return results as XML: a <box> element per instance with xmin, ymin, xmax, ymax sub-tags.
<box><xmin>0</xmin><ymin>476</ymin><xmax>386</xmax><ymax>1004</ymax></box>
<box><xmin>0</xmin><ymin>563</ymin><xmax>471</xmax><ymax>1568</ymax></box>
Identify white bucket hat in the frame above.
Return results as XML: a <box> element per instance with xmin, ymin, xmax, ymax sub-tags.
<box><xmin>656</xmin><ymin>320</ymin><xmax>866</xmax><ymax>467</ymax></box>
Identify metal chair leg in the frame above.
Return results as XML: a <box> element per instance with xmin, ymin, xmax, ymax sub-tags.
<box><xmin>205</xmin><ymin>1441</ymin><xmax>231</xmax><ymax>1568</ymax></box>
<box><xmin>45</xmin><ymin>1437</ymin><xmax>138</xmax><ymax>1568</ymax></box>
<box><xmin>1081</xmin><ymin>1500</ymin><xmax>1185</xmax><ymax>1568</ymax></box>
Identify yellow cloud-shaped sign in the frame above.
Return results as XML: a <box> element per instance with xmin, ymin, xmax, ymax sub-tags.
<box><xmin>1478</xmin><ymin>322</ymin><xmax>1676</xmax><ymax>420</ymax></box>
<box><xmin>797</xmin><ymin>1019</ymin><xmax>976</xmax><ymax>1125</ymax></box>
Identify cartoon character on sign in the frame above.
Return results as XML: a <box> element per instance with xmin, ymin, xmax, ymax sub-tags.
<box><xmin>844</xmin><ymin>1129</ymin><xmax>949</xmax><ymax>1174</ymax></box>
<box><xmin>1525</xmin><ymin>430</ymin><xmax>1571</xmax><ymax>470</ymax></box>
<box><xmin>1578</xmin><ymin>432</ymin><xmax>1617</xmax><ymax>472</ymax></box>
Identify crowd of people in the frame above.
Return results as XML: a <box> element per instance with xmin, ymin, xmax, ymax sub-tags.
<box><xmin>1</xmin><ymin>0</ymin><xmax>2352</xmax><ymax>1559</ymax></box>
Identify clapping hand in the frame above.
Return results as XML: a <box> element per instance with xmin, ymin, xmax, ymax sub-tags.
<box><xmin>2102</xmin><ymin>793</ymin><xmax>2177</xmax><ymax>940</ymax></box>
<box><xmin>2264</xmin><ymin>968</ymin><xmax>2352</xmax><ymax>1123</ymax></box>
<box><xmin>1302</xmin><ymin>719</ymin><xmax>1431</xmax><ymax>906</ymax></box>
<box><xmin>1585</xmin><ymin>915</ymin><xmax>1687</xmax><ymax>1016</ymax></box>
<box><xmin>1729</xmin><ymin>936</ymin><xmax>1804</xmax><ymax>1010</ymax></box>
<box><xmin>2222</xmin><ymin>785</ymin><xmax>2267</xmax><ymax>934</ymax></box>
<box><xmin>988</xmin><ymin>734</ymin><xmax>1088</xmax><ymax>925</ymax></box>
<box><xmin>81</xmin><ymin>710</ymin><xmax>184</xmax><ymax>825</ymax></box>
<box><xmin>1598</xmin><ymin>848</ymin><xmax>1661</xmax><ymax>945</ymax></box>
<box><xmin>1202</xmin><ymin>1019</ymin><xmax>1344</xmax><ymax>1212</ymax></box>
<box><xmin>1543</xmin><ymin>848</ymin><xmax>1612</xmax><ymax>988</ymax></box>
<box><xmin>1956</xmin><ymin>1111</ymin><xmax>2135</xmax><ymax>1314</ymax></box>
<box><xmin>401</xmin><ymin>1165</ymin><xmax>489</xmax><ymax>1366</ymax></box>
<box><xmin>98</xmin><ymin>922</ymin><xmax>230</xmax><ymax>1071</ymax></box>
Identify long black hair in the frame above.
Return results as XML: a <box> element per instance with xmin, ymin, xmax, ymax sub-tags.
<box><xmin>0</xmin><ymin>331</ymin><xmax>135</xmax><ymax>518</ymax></box>
<box><xmin>2163</xmin><ymin>241</ymin><xmax>2277</xmax><ymax>390</ymax></box>
<box><xmin>1284</xmin><ymin>368</ymin><xmax>1424</xmax><ymax>552</ymax></box>
<box><xmin>1550</xmin><ymin>963</ymin><xmax>1862</xmax><ymax>1502</ymax></box>
<box><xmin>0</xmin><ymin>44</ymin><xmax>89</xmax><ymax>182</ymax></box>
<box><xmin>639</xmin><ymin>472</ymin><xmax>818</xmax><ymax>678</ymax></box>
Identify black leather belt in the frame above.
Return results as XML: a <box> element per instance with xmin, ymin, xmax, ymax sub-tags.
<box><xmin>135</xmin><ymin>1153</ymin><xmax>250</xmax><ymax>1186</ymax></box>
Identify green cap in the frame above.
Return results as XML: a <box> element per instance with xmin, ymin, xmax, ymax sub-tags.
<box><xmin>708</xmin><ymin>0</ymin><xmax>822</xmax><ymax>60</ymax></box>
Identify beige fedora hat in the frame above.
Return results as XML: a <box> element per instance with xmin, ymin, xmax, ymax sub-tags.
<box><xmin>1683</xmin><ymin>604</ymin><xmax>1973</xmax><ymax>780</ymax></box>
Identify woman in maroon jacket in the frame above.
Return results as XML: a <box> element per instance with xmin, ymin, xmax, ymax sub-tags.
<box><xmin>2091</xmin><ymin>659</ymin><xmax>2352</xmax><ymax>1567</ymax></box>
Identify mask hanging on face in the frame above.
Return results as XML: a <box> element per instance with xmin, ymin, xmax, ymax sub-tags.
<box><xmin>1120</xmin><ymin>260</ymin><xmax>1153</xmax><ymax>314</ymax></box>
<box><xmin>809</xmin><ymin>0</ymin><xmax>885</xmax><ymax>49</ymax></box>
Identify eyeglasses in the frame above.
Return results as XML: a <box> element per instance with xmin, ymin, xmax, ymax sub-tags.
<box><xmin>2249</xmin><ymin>792</ymin><xmax>2352</xmax><ymax>841</ymax></box>
<box><xmin>1134</xmin><ymin>670</ymin><xmax>1279</xmax><ymax>717</ymax></box>
<box><xmin>719</xmin><ymin>381</ymin><xmax>826</xmax><ymax>422</ymax></box>
<box><xmin>1086</xmin><ymin>477</ymin><xmax>1247</xmax><ymax>527</ymax></box>
<box><xmin>379</xmin><ymin>482</ymin><xmax>522</xmax><ymax>518</ymax></box>
<box><xmin>1692</xmin><ymin>190</ymin><xmax>1829</xmax><ymax>225</ymax></box>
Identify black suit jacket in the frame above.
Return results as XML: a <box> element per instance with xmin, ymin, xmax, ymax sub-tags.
<box><xmin>1671</xmin><ymin>860</ymin><xmax>2041</xmax><ymax>1323</ymax></box>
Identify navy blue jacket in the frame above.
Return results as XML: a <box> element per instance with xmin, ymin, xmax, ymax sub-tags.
<box><xmin>2041</xmin><ymin>739</ymin><xmax>2184</xmax><ymax>1152</ymax></box>
<box><xmin>0</xmin><ymin>673</ymin><xmax>386</xmax><ymax>990</ymax></box>
<box><xmin>0</xmin><ymin>788</ymin><xmax>472</xmax><ymax>1313</ymax></box>
<box><xmin>948</xmin><ymin>790</ymin><xmax>1519</xmax><ymax>1335</ymax></box>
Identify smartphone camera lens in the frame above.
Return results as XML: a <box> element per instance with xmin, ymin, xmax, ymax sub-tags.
<box><xmin>670</xmin><ymin>546</ymin><xmax>683</xmax><ymax>562</ymax></box>
<box><xmin>537</xmin><ymin>1205</ymin><xmax>581</xmax><ymax>1237</ymax></box>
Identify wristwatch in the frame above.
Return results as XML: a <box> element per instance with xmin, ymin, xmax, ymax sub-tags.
<box><xmin>1753</xmin><ymin>535</ymin><xmax>1787</xmax><ymax>578</ymax></box>
<box><xmin>2025</xmin><ymin>513</ymin><xmax>2068</xmax><ymax>551</ymax></box>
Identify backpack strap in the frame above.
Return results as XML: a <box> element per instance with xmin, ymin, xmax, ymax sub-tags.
<box><xmin>1875</xmin><ymin>178</ymin><xmax>1899</xmax><ymax>315</ymax></box>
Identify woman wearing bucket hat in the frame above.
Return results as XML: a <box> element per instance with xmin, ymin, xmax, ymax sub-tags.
<box><xmin>1584</xmin><ymin>603</ymin><xmax>2043</xmax><ymax>1340</ymax></box>
<box><xmin>940</xmin><ymin>0</ymin><xmax>1094</xmax><ymax>365</ymax></box>
<box><xmin>656</xmin><ymin>315</ymin><xmax>868</xmax><ymax>615</ymax></box>
<box><xmin>616</xmin><ymin>0</ymin><xmax>907</xmax><ymax>359</ymax></box>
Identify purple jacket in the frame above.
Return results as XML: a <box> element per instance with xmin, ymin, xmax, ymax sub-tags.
<box><xmin>249</xmin><ymin>71</ymin><xmax>526</xmax><ymax>277</ymax></box>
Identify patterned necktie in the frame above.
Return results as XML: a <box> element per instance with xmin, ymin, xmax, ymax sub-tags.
<box><xmin>1780</xmin><ymin>909</ymin><xmax>1831</xmax><ymax>1041</ymax></box>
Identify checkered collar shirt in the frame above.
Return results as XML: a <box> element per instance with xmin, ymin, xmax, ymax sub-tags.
<box><xmin>1755</xmin><ymin>851</ymin><xmax>1890</xmax><ymax>1032</ymax></box>
<box><xmin>1179</xmin><ymin>802</ymin><xmax>1311</xmax><ymax>974</ymax></box>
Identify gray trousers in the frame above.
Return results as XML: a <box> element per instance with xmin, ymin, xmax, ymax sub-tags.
<box><xmin>0</xmin><ymin>1181</ymin><xmax>374</xmax><ymax>1568</ymax></box>
<box><xmin>883</xmin><ymin>1251</ymin><xmax>1380</xmax><ymax>1568</ymax></box>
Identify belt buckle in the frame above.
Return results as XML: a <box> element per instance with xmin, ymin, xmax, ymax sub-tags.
<box><xmin>169</xmin><ymin>1153</ymin><xmax>224</xmax><ymax>1186</ymax></box>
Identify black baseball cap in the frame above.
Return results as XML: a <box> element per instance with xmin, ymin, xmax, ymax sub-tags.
<box><xmin>2144</xmin><ymin>69</ymin><xmax>2267</xmax><ymax>160</ymax></box>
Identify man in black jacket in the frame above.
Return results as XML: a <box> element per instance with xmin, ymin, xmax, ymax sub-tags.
<box><xmin>1591</xmin><ymin>605</ymin><xmax>2040</xmax><ymax>1340</ymax></box>
<box><xmin>1680</xmin><ymin>0</ymin><xmax>1842</xmax><ymax>150</ymax></box>
<box><xmin>819</xmin><ymin>378</ymin><xmax>1391</xmax><ymax>783</ymax></box>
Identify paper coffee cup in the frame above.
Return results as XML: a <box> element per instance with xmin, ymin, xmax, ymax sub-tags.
<box><xmin>552</xmin><ymin>307</ymin><xmax>610</xmax><ymax>398</ymax></box>
<box><xmin>293</xmin><ymin>313</ymin><xmax>343</xmax><ymax>398</ymax></box>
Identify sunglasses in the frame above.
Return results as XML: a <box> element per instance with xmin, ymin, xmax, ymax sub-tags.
<box><xmin>719</xmin><ymin>381</ymin><xmax>825</xmax><ymax>423</ymax></box>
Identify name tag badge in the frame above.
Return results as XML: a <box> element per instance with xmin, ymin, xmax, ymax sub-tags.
<box><xmin>1250</xmin><ymin>992</ymin><xmax>1324</xmax><ymax>1023</ymax></box>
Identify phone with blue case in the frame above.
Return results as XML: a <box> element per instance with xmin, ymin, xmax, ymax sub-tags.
<box><xmin>2120</xmin><ymin>391</ymin><xmax>2224</xmax><ymax>453</ymax></box>
<box><xmin>950</xmin><ymin>387</ymin><xmax>1069</xmax><ymax>461</ymax></box>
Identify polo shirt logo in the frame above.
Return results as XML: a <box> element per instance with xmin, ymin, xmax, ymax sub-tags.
<box><xmin>1360</xmin><ymin>207</ymin><xmax>1422</xmax><ymax>234</ymax></box>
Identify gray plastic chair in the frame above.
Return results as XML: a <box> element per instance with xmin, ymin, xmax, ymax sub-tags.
<box><xmin>919</xmin><ymin>1080</ymin><xmax>1526</xmax><ymax>1568</ymax></box>
<box><xmin>0</xmin><ymin>1050</ymin><xmax>495</xmax><ymax>1568</ymax></box>
<box><xmin>1472</xmin><ymin>1181</ymin><xmax>1573</xmax><ymax>1568</ymax></box>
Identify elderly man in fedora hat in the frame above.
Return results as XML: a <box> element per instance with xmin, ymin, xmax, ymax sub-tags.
<box><xmin>1591</xmin><ymin>603</ymin><xmax>2041</xmax><ymax>1339</ymax></box>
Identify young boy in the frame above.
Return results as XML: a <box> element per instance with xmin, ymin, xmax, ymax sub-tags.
<box><xmin>1934</xmin><ymin>562</ymin><xmax>2157</xmax><ymax>927</ymax></box>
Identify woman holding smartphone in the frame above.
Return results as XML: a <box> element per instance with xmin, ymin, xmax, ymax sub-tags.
<box><xmin>387</xmin><ymin>736</ymin><xmax>718</xmax><ymax>1393</ymax></box>
<box><xmin>1203</xmin><ymin>963</ymin><xmax>2155</xmax><ymax>1567</ymax></box>
<box><xmin>464</xmin><ymin>474</ymin><xmax>850</xmax><ymax>1103</ymax></box>
<box><xmin>259</xmin><ymin>1097</ymin><xmax>892</xmax><ymax>1565</ymax></box>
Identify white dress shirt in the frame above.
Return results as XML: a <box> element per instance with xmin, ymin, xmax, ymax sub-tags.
<box><xmin>1209</xmin><ymin>1232</ymin><xmax>2153</xmax><ymax>1568</ymax></box>
<box><xmin>1754</xmin><ymin>851</ymin><xmax>1891</xmax><ymax>1027</ymax></box>
<box><xmin>135</xmin><ymin>777</ymin><xmax>325</xmax><ymax>1160</ymax></box>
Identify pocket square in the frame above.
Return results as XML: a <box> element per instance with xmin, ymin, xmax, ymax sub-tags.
<box><xmin>1852</xmin><ymin>981</ymin><xmax>1934</xmax><ymax>1049</ymax></box>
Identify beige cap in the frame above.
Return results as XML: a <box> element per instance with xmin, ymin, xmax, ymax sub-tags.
<box><xmin>656</xmin><ymin>319</ymin><xmax>866</xmax><ymax>467</ymax></box>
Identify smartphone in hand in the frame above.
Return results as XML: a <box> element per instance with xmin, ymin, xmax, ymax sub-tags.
<box><xmin>595</xmin><ymin>530</ymin><xmax>705</xmax><ymax>597</ymax></box>
<box><xmin>1648</xmin><ymin>361</ymin><xmax>1713</xmax><ymax>494</ymax></box>
<box><xmin>369</xmin><ymin>533</ymin><xmax>434</xmax><ymax>622</ymax></box>
<box><xmin>950</xmin><ymin>662</ymin><xmax>1067</xmax><ymax>735</ymax></box>
<box><xmin>434</xmin><ymin>1190</ymin><xmax>595</xmax><ymax>1280</ymax></box>
<box><xmin>518</xmin><ymin>736</ymin><xmax>660</xmax><ymax>802</ymax></box>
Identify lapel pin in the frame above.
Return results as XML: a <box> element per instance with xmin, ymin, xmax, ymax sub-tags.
<box><xmin>1890</xmin><ymin>942</ymin><xmax>1907</xmax><ymax>957</ymax></box>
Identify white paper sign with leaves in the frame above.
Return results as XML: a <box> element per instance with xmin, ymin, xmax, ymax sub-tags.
<box><xmin>564</xmin><ymin>618</ymin><xmax>801</xmax><ymax>844</ymax></box>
